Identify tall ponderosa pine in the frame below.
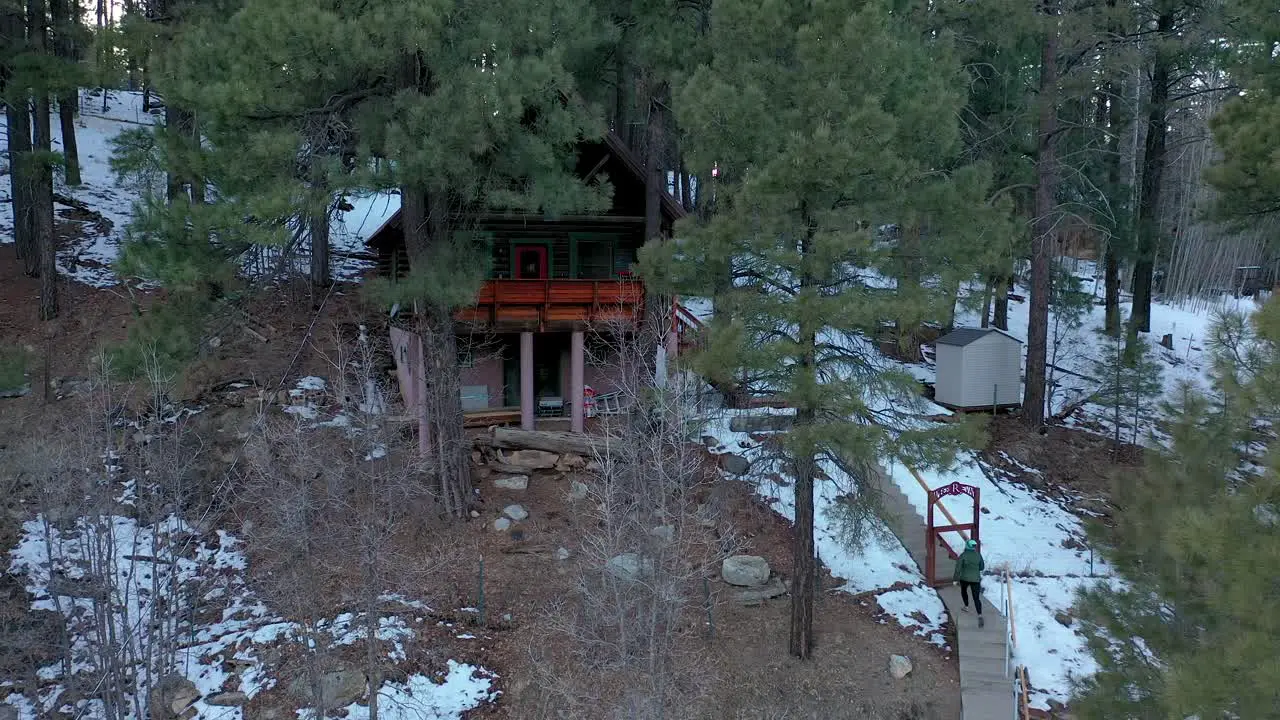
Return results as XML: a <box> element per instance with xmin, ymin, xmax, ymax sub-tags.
<box><xmin>113</xmin><ymin>0</ymin><xmax>613</xmax><ymax>517</ymax></box>
<box><xmin>28</xmin><ymin>0</ymin><xmax>57</xmax><ymax>319</ymax></box>
<box><xmin>650</xmin><ymin>0</ymin><xmax>980</xmax><ymax>658</ymax></box>
<box><xmin>1074</xmin><ymin>301</ymin><xmax>1280</xmax><ymax>718</ymax></box>
<box><xmin>1205</xmin><ymin>0</ymin><xmax>1280</xmax><ymax>221</ymax></box>
<box><xmin>2</xmin><ymin>0</ymin><xmax>37</xmax><ymax>277</ymax></box>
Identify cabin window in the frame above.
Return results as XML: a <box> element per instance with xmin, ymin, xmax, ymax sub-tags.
<box><xmin>577</xmin><ymin>239</ymin><xmax>614</xmax><ymax>279</ymax></box>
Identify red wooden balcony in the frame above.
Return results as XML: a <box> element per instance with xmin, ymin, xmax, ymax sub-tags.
<box><xmin>455</xmin><ymin>278</ymin><xmax>645</xmax><ymax>329</ymax></box>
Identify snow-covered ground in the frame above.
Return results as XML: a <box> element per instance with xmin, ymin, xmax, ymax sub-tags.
<box><xmin>700</xmin><ymin>409</ymin><xmax>952</xmax><ymax>649</ymax></box>
<box><xmin>0</xmin><ymin>90</ymin><xmax>396</xmax><ymax>288</ymax></box>
<box><xmin>2</xmin><ymin>510</ymin><xmax>497</xmax><ymax>720</ymax></box>
<box><xmin>688</xmin><ymin>266</ymin><xmax>1260</xmax><ymax>710</ymax></box>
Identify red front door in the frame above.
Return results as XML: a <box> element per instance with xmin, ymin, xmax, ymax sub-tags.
<box><xmin>514</xmin><ymin>245</ymin><xmax>549</xmax><ymax>279</ymax></box>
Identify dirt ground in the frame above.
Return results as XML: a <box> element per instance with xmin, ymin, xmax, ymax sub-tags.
<box><xmin>1</xmin><ymin>258</ymin><xmax>962</xmax><ymax>719</ymax></box>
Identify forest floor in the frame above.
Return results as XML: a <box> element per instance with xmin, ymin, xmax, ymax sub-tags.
<box><xmin>0</xmin><ymin>255</ymin><xmax>963</xmax><ymax>719</ymax></box>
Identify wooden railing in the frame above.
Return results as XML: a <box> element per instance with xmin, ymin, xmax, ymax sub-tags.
<box><xmin>457</xmin><ymin>278</ymin><xmax>645</xmax><ymax>326</ymax></box>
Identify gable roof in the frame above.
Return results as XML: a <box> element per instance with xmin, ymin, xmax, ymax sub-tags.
<box><xmin>363</xmin><ymin>131</ymin><xmax>685</xmax><ymax>250</ymax></box>
<box><xmin>935</xmin><ymin>327</ymin><xmax>1023</xmax><ymax>347</ymax></box>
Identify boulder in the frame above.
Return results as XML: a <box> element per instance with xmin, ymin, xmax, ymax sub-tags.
<box><xmin>150</xmin><ymin>674</ymin><xmax>200</xmax><ymax>719</ymax></box>
<box><xmin>503</xmin><ymin>449</ymin><xmax>559</xmax><ymax>470</ymax></box>
<box><xmin>205</xmin><ymin>692</ymin><xmax>248</xmax><ymax>707</ymax></box>
<box><xmin>288</xmin><ymin>669</ymin><xmax>366</xmax><ymax>708</ymax></box>
<box><xmin>566</xmin><ymin>480</ymin><xmax>589</xmax><ymax>502</ymax></box>
<box><xmin>888</xmin><ymin>654</ymin><xmax>913</xmax><ymax>680</ymax></box>
<box><xmin>732</xmin><ymin>577</ymin><xmax>789</xmax><ymax>606</ymax></box>
<box><xmin>605</xmin><ymin>553</ymin><xmax>654</xmax><ymax>581</ymax></box>
<box><xmin>721</xmin><ymin>555</ymin><xmax>770</xmax><ymax>587</ymax></box>
<box><xmin>560</xmin><ymin>453</ymin><xmax>587</xmax><ymax>469</ymax></box>
<box><xmin>729</xmin><ymin>414</ymin><xmax>793</xmax><ymax>433</ymax></box>
<box><xmin>1254</xmin><ymin>503</ymin><xmax>1279</xmax><ymax>528</ymax></box>
<box><xmin>650</xmin><ymin>525</ymin><xmax>675</xmax><ymax>544</ymax></box>
<box><xmin>556</xmin><ymin>547</ymin><xmax>571</xmax><ymax>561</ymax></box>
<box><xmin>1054</xmin><ymin>611</ymin><xmax>1074</xmax><ymax>627</ymax></box>
<box><xmin>503</xmin><ymin>504</ymin><xmax>530</xmax><ymax>521</ymax></box>
<box><xmin>493</xmin><ymin>517</ymin><xmax>512</xmax><ymax>532</ymax></box>
<box><xmin>701</xmin><ymin>435</ymin><xmax>720</xmax><ymax>447</ymax></box>
<box><xmin>717</xmin><ymin>453</ymin><xmax>751</xmax><ymax>476</ymax></box>
<box><xmin>493</xmin><ymin>475</ymin><xmax>529</xmax><ymax>491</ymax></box>
<box><xmin>0</xmin><ymin>705</ymin><xmax>18</xmax><ymax>720</ymax></box>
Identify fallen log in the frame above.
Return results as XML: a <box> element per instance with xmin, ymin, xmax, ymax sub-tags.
<box><xmin>475</xmin><ymin>427</ymin><xmax>609</xmax><ymax>457</ymax></box>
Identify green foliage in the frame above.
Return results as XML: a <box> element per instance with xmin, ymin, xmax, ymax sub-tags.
<box><xmin>1206</xmin><ymin>91</ymin><xmax>1280</xmax><ymax>220</ymax></box>
<box><xmin>1074</xmin><ymin>301</ymin><xmax>1280</xmax><ymax>718</ymax></box>
<box><xmin>106</xmin><ymin>294</ymin><xmax>214</xmax><ymax>381</ymax></box>
<box><xmin>645</xmin><ymin>0</ymin><xmax>986</xmax><ymax>491</ymax></box>
<box><xmin>364</xmin><ymin>232</ymin><xmax>492</xmax><ymax>310</ymax></box>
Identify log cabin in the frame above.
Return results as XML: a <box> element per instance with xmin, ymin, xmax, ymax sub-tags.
<box><xmin>367</xmin><ymin>131</ymin><xmax>699</xmax><ymax>433</ymax></box>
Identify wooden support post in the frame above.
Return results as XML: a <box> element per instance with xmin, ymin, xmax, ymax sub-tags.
<box><xmin>520</xmin><ymin>331</ymin><xmax>535</xmax><ymax>430</ymax></box>
<box><xmin>570</xmin><ymin>329</ymin><xmax>585</xmax><ymax>433</ymax></box>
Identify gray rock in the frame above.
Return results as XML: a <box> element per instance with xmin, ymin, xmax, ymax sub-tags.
<box><xmin>150</xmin><ymin>674</ymin><xmax>201</xmax><ymax>719</ymax></box>
<box><xmin>650</xmin><ymin>525</ymin><xmax>675</xmax><ymax>544</ymax></box>
<box><xmin>0</xmin><ymin>705</ymin><xmax>18</xmax><ymax>720</ymax></box>
<box><xmin>503</xmin><ymin>449</ymin><xmax>559</xmax><ymax>470</ymax></box>
<box><xmin>701</xmin><ymin>435</ymin><xmax>720</xmax><ymax>447</ymax></box>
<box><xmin>733</xmin><ymin>577</ymin><xmax>789</xmax><ymax>605</ymax></box>
<box><xmin>503</xmin><ymin>504</ymin><xmax>529</xmax><ymax>521</ymax></box>
<box><xmin>205</xmin><ymin>692</ymin><xmax>248</xmax><ymax>707</ymax></box>
<box><xmin>889</xmin><ymin>654</ymin><xmax>913</xmax><ymax>680</ymax></box>
<box><xmin>1054</xmin><ymin>611</ymin><xmax>1073</xmax><ymax>627</ymax></box>
<box><xmin>560</xmin><ymin>453</ymin><xmax>587</xmax><ymax>468</ymax></box>
<box><xmin>717</xmin><ymin>453</ymin><xmax>751</xmax><ymax>476</ymax></box>
<box><xmin>469</xmin><ymin>510</ymin><xmax>481</xmax><ymax>518</ymax></box>
<box><xmin>1254</xmin><ymin>503</ymin><xmax>1279</xmax><ymax>528</ymax></box>
<box><xmin>722</xmin><ymin>555</ymin><xmax>770</xmax><ymax>587</ymax></box>
<box><xmin>288</xmin><ymin>669</ymin><xmax>366</xmax><ymax>708</ymax></box>
<box><xmin>729</xmin><ymin>414</ymin><xmax>793</xmax><ymax>433</ymax></box>
<box><xmin>494</xmin><ymin>475</ymin><xmax>529</xmax><ymax>490</ymax></box>
<box><xmin>605</xmin><ymin>553</ymin><xmax>654</xmax><ymax>581</ymax></box>
<box><xmin>566</xmin><ymin>480</ymin><xmax>589</xmax><ymax>502</ymax></box>
<box><xmin>556</xmin><ymin>547</ymin><xmax>571</xmax><ymax>561</ymax></box>
<box><xmin>493</xmin><ymin>517</ymin><xmax>512</xmax><ymax>532</ymax></box>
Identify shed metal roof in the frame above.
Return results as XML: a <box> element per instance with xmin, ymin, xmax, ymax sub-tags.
<box><xmin>934</xmin><ymin>327</ymin><xmax>1023</xmax><ymax>347</ymax></box>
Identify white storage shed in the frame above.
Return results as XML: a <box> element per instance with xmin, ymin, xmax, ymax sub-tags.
<box><xmin>932</xmin><ymin>328</ymin><xmax>1023</xmax><ymax>411</ymax></box>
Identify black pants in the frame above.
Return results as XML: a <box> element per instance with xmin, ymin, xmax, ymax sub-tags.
<box><xmin>960</xmin><ymin>580</ymin><xmax>982</xmax><ymax>614</ymax></box>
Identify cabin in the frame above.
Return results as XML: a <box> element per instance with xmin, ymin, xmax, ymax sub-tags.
<box><xmin>932</xmin><ymin>328</ymin><xmax>1023</xmax><ymax>412</ymax></box>
<box><xmin>369</xmin><ymin>132</ymin><xmax>693</xmax><ymax>433</ymax></box>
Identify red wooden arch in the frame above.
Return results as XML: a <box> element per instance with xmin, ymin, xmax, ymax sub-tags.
<box><xmin>925</xmin><ymin>481</ymin><xmax>980</xmax><ymax>587</ymax></box>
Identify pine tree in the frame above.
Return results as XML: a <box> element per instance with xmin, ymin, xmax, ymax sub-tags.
<box><xmin>111</xmin><ymin>0</ymin><xmax>613</xmax><ymax>515</ymax></box>
<box><xmin>1093</xmin><ymin>325</ymin><xmax>1165</xmax><ymax>448</ymax></box>
<box><xmin>1074</xmin><ymin>301</ymin><xmax>1280</xmax><ymax>718</ymax></box>
<box><xmin>648</xmin><ymin>0</ymin><xmax>983</xmax><ymax>658</ymax></box>
<box><xmin>1</xmin><ymin>0</ymin><xmax>37</xmax><ymax>277</ymax></box>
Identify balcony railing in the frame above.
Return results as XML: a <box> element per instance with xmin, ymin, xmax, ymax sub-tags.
<box><xmin>455</xmin><ymin>278</ymin><xmax>645</xmax><ymax>327</ymax></box>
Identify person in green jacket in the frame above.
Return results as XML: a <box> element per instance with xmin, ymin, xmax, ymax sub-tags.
<box><xmin>953</xmin><ymin>538</ymin><xmax>986</xmax><ymax>628</ymax></box>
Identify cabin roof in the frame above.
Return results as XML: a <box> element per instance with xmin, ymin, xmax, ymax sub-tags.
<box><xmin>365</xmin><ymin>131</ymin><xmax>686</xmax><ymax>250</ymax></box>
<box><xmin>935</xmin><ymin>327</ymin><xmax>1023</xmax><ymax>347</ymax></box>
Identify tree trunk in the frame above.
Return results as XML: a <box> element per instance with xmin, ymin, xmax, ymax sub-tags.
<box><xmin>789</xmin><ymin>206</ymin><xmax>818</xmax><ymax>660</ymax></box>
<box><xmin>1128</xmin><ymin>11</ymin><xmax>1173</xmax><ymax>341</ymax></box>
<box><xmin>6</xmin><ymin>104</ymin><xmax>37</xmax><ymax>276</ymax></box>
<box><xmin>1024</xmin><ymin>0</ymin><xmax>1059</xmax><ymax>428</ymax></box>
<box><xmin>401</xmin><ymin>185</ymin><xmax>472</xmax><ymax>517</ymax></box>
<box><xmin>992</xmin><ymin>271</ymin><xmax>1011</xmax><ymax>331</ymax></box>
<box><xmin>35</xmin><ymin>93</ymin><xmax>57</xmax><ymax>320</ymax></box>
<box><xmin>29</xmin><ymin>0</ymin><xmax>58</xmax><ymax>320</ymax></box>
<box><xmin>640</xmin><ymin>79</ymin><xmax>672</xmax><ymax>377</ymax></box>
<box><xmin>979</xmin><ymin>277</ymin><xmax>994</xmax><ymax>328</ymax></box>
<box><xmin>51</xmin><ymin>0</ymin><xmax>80</xmax><ymax>185</ymax></box>
<box><xmin>58</xmin><ymin>93</ymin><xmax>80</xmax><ymax>184</ymax></box>
<box><xmin>941</xmin><ymin>275</ymin><xmax>961</xmax><ymax>333</ymax></box>
<box><xmin>309</xmin><ymin>189</ymin><xmax>331</xmax><ymax>288</ymax></box>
